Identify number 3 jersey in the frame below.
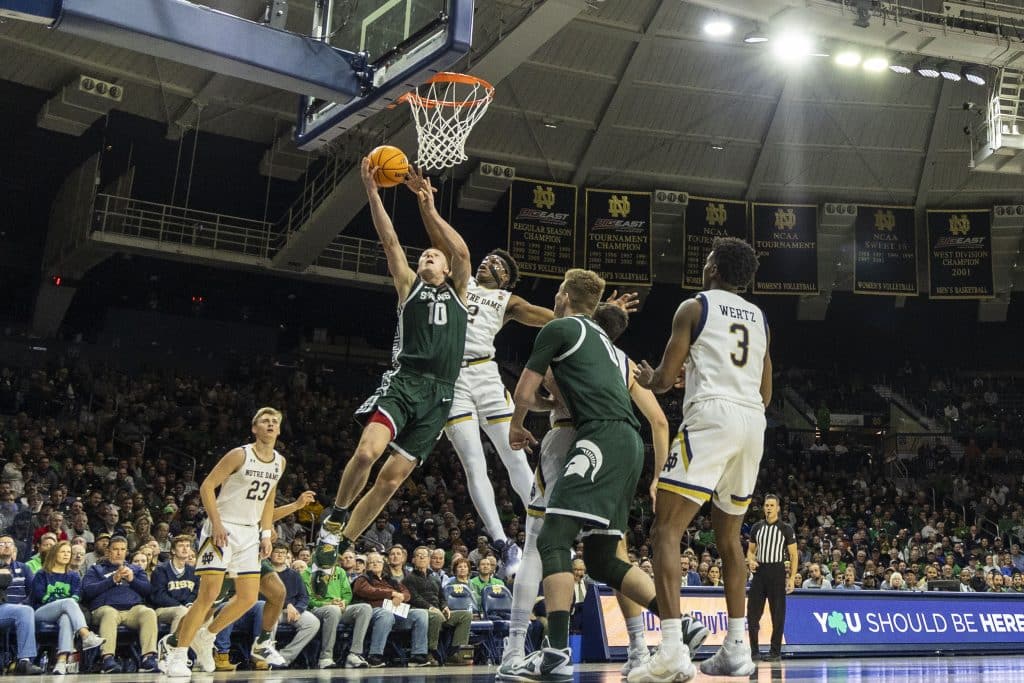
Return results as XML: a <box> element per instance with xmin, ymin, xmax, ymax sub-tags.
<box><xmin>217</xmin><ymin>444</ymin><xmax>283</xmax><ymax>526</ymax></box>
<box><xmin>684</xmin><ymin>289</ymin><xmax>767</xmax><ymax>413</ymax></box>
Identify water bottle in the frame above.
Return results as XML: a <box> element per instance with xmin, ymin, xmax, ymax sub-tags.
<box><xmin>39</xmin><ymin>653</ymin><xmax>48</xmax><ymax>673</ymax></box>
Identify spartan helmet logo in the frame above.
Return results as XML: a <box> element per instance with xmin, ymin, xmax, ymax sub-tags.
<box><xmin>706</xmin><ymin>202</ymin><xmax>727</xmax><ymax>227</ymax></box>
<box><xmin>874</xmin><ymin>210</ymin><xmax>896</xmax><ymax>232</ymax></box>
<box><xmin>774</xmin><ymin>208</ymin><xmax>797</xmax><ymax>230</ymax></box>
<box><xmin>533</xmin><ymin>185</ymin><xmax>555</xmax><ymax>210</ymax></box>
<box><xmin>563</xmin><ymin>440</ymin><xmax>603</xmax><ymax>482</ymax></box>
<box><xmin>608</xmin><ymin>195</ymin><xmax>631</xmax><ymax>218</ymax></box>
<box><xmin>949</xmin><ymin>214</ymin><xmax>971</xmax><ymax>236</ymax></box>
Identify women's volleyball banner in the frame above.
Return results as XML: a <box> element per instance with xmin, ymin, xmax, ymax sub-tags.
<box><xmin>752</xmin><ymin>203</ymin><xmax>818</xmax><ymax>295</ymax></box>
<box><xmin>926</xmin><ymin>209</ymin><xmax>994</xmax><ymax>299</ymax></box>
<box><xmin>683</xmin><ymin>197</ymin><xmax>748</xmax><ymax>290</ymax></box>
<box><xmin>584</xmin><ymin>189</ymin><xmax>652</xmax><ymax>285</ymax></box>
<box><xmin>854</xmin><ymin>205</ymin><xmax>918</xmax><ymax>295</ymax></box>
<box><xmin>507</xmin><ymin>179</ymin><xmax>577</xmax><ymax>279</ymax></box>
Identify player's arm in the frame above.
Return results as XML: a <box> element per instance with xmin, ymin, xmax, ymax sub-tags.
<box><xmin>505</xmin><ymin>295</ymin><xmax>554</xmax><ymax>328</ymax></box>
<box><xmin>200</xmin><ymin>447</ymin><xmax>246</xmax><ymax>547</ymax></box>
<box><xmin>510</xmin><ymin>369</ymin><xmax>544</xmax><ymax>453</ymax></box>
<box><xmin>362</xmin><ymin>156</ymin><xmax>416</xmax><ymax>298</ymax></box>
<box><xmin>273</xmin><ymin>490</ymin><xmax>315</xmax><ymax>523</ymax></box>
<box><xmin>510</xmin><ymin>319</ymin><xmax>574</xmax><ymax>453</ymax></box>
<box><xmin>628</xmin><ymin>359</ymin><xmax>670</xmax><ymax>511</ymax></box>
<box><xmin>746</xmin><ymin>539</ymin><xmax>759</xmax><ymax>572</ymax></box>
<box><xmin>761</xmin><ymin>326</ymin><xmax>773</xmax><ymax>407</ymax></box>
<box><xmin>259</xmin><ymin>460</ymin><xmax>285</xmax><ymax>559</ymax></box>
<box><xmin>635</xmin><ymin>298</ymin><xmax>702</xmax><ymax>394</ymax></box>
<box><xmin>406</xmin><ymin>167</ymin><xmax>471</xmax><ymax>298</ymax></box>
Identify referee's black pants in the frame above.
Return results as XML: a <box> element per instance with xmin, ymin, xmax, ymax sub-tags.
<box><xmin>747</xmin><ymin>562</ymin><xmax>786</xmax><ymax>654</ymax></box>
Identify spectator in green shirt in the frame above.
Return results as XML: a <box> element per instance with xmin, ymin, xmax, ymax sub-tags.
<box><xmin>300</xmin><ymin>564</ymin><xmax>373</xmax><ymax>669</ymax></box>
<box><xmin>469</xmin><ymin>556</ymin><xmax>505</xmax><ymax>607</ymax></box>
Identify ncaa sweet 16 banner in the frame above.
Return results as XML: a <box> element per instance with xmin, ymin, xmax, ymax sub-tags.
<box><xmin>584</xmin><ymin>189</ymin><xmax>652</xmax><ymax>285</ymax></box>
<box><xmin>507</xmin><ymin>179</ymin><xmax>577</xmax><ymax>279</ymax></box>
<box><xmin>683</xmin><ymin>197</ymin><xmax>748</xmax><ymax>290</ymax></box>
<box><xmin>854</xmin><ymin>205</ymin><xmax>918</xmax><ymax>295</ymax></box>
<box><xmin>752</xmin><ymin>203</ymin><xmax>818</xmax><ymax>294</ymax></box>
<box><xmin>927</xmin><ymin>209</ymin><xmax>995</xmax><ymax>299</ymax></box>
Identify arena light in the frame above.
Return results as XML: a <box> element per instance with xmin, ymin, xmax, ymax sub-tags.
<box><xmin>703</xmin><ymin>16</ymin><xmax>734</xmax><ymax>38</ymax></box>
<box><xmin>915</xmin><ymin>59</ymin><xmax>940</xmax><ymax>78</ymax></box>
<box><xmin>772</xmin><ymin>31</ymin><xmax>814</xmax><ymax>63</ymax></box>
<box><xmin>939</xmin><ymin>61</ymin><xmax>962</xmax><ymax>81</ymax></box>
<box><xmin>863</xmin><ymin>56</ymin><xmax>889</xmax><ymax>73</ymax></box>
<box><xmin>744</xmin><ymin>28</ymin><xmax>768</xmax><ymax>44</ymax></box>
<box><xmin>835</xmin><ymin>49</ymin><xmax>862</xmax><ymax>68</ymax></box>
<box><xmin>962</xmin><ymin>64</ymin><xmax>986</xmax><ymax>86</ymax></box>
<box><xmin>889</xmin><ymin>55</ymin><xmax>914</xmax><ymax>74</ymax></box>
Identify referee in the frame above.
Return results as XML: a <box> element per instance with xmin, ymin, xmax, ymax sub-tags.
<box><xmin>746</xmin><ymin>493</ymin><xmax>797</xmax><ymax>661</ymax></box>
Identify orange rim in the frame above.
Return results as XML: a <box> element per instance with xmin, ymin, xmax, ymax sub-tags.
<box><xmin>396</xmin><ymin>72</ymin><xmax>495</xmax><ymax>109</ymax></box>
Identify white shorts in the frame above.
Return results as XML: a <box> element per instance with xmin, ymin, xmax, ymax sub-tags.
<box><xmin>446</xmin><ymin>361</ymin><xmax>514</xmax><ymax>428</ymax></box>
<box><xmin>528</xmin><ymin>421</ymin><xmax>576</xmax><ymax>518</ymax></box>
<box><xmin>196</xmin><ymin>519</ymin><xmax>262</xmax><ymax>577</ymax></box>
<box><xmin>658</xmin><ymin>398</ymin><xmax>766</xmax><ymax>516</ymax></box>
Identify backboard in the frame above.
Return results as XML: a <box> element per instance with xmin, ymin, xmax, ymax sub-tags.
<box><xmin>294</xmin><ymin>0</ymin><xmax>474</xmax><ymax>151</ymax></box>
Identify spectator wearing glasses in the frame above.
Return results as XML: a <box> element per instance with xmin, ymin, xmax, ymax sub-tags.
<box><xmin>0</xmin><ymin>532</ymin><xmax>43</xmax><ymax>674</ymax></box>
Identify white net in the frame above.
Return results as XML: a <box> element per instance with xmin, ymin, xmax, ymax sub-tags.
<box><xmin>403</xmin><ymin>73</ymin><xmax>494</xmax><ymax>171</ymax></box>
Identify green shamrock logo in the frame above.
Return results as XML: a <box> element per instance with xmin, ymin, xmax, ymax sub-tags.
<box><xmin>827</xmin><ymin>611</ymin><xmax>848</xmax><ymax>635</ymax></box>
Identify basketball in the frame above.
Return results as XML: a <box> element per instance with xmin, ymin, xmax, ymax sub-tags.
<box><xmin>368</xmin><ymin>145</ymin><xmax>410</xmax><ymax>188</ymax></box>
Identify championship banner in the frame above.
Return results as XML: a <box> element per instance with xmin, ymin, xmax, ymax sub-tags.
<box><xmin>927</xmin><ymin>209</ymin><xmax>994</xmax><ymax>299</ymax></box>
<box><xmin>854</xmin><ymin>205</ymin><xmax>918</xmax><ymax>295</ymax></box>
<box><xmin>683</xmin><ymin>197</ymin><xmax>748</xmax><ymax>289</ymax></box>
<box><xmin>584</xmin><ymin>189</ymin><xmax>652</xmax><ymax>285</ymax></box>
<box><xmin>507</xmin><ymin>179</ymin><xmax>577</xmax><ymax>279</ymax></box>
<box><xmin>752</xmin><ymin>203</ymin><xmax>818</xmax><ymax>294</ymax></box>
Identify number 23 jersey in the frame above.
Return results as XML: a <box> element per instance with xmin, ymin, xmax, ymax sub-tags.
<box><xmin>217</xmin><ymin>444</ymin><xmax>283</xmax><ymax>526</ymax></box>
<box><xmin>684</xmin><ymin>289</ymin><xmax>767</xmax><ymax>413</ymax></box>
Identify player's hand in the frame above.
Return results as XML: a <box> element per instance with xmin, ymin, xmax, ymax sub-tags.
<box><xmin>634</xmin><ymin>360</ymin><xmax>656</xmax><ymax>389</ymax></box>
<box><xmin>649</xmin><ymin>481</ymin><xmax>659</xmax><ymax>514</ymax></box>
<box><xmin>509</xmin><ymin>424</ymin><xmax>538</xmax><ymax>454</ymax></box>
<box><xmin>673</xmin><ymin>371</ymin><xmax>685</xmax><ymax>390</ymax></box>
<box><xmin>748</xmin><ymin>558</ymin><xmax>759</xmax><ymax>573</ymax></box>
<box><xmin>405</xmin><ymin>166</ymin><xmax>436</xmax><ymax>209</ymax></box>
<box><xmin>786</xmin><ymin>577</ymin><xmax>796</xmax><ymax>594</ymax></box>
<box><xmin>606</xmin><ymin>290</ymin><xmax>640</xmax><ymax>314</ymax></box>
<box><xmin>259</xmin><ymin>537</ymin><xmax>272</xmax><ymax>560</ymax></box>
<box><xmin>360</xmin><ymin>156</ymin><xmax>380</xmax><ymax>194</ymax></box>
<box><xmin>297</xmin><ymin>490</ymin><xmax>316</xmax><ymax>507</ymax></box>
<box><xmin>212</xmin><ymin>523</ymin><xmax>229</xmax><ymax>549</ymax></box>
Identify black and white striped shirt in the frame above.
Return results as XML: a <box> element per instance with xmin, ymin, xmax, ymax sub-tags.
<box><xmin>750</xmin><ymin>520</ymin><xmax>796</xmax><ymax>565</ymax></box>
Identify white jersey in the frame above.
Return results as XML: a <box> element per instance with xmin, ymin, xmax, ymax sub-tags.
<box><xmin>462</xmin><ymin>278</ymin><xmax>511</xmax><ymax>359</ymax></box>
<box><xmin>216</xmin><ymin>444</ymin><xmax>284</xmax><ymax>526</ymax></box>
<box><xmin>684</xmin><ymin>289</ymin><xmax>767</xmax><ymax>413</ymax></box>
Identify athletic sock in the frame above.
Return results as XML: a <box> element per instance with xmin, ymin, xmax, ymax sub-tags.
<box><xmin>505</xmin><ymin>630</ymin><xmax>526</xmax><ymax>657</ymax></box>
<box><xmin>660</xmin><ymin>618</ymin><xmax>682</xmax><ymax>655</ymax></box>
<box><xmin>256</xmin><ymin>630</ymin><xmax>272</xmax><ymax>644</ymax></box>
<box><xmin>547</xmin><ymin>611</ymin><xmax>570</xmax><ymax>651</ymax></box>
<box><xmin>625</xmin><ymin>616</ymin><xmax>646</xmax><ymax>653</ymax></box>
<box><xmin>166</xmin><ymin>634</ymin><xmax>178</xmax><ymax>648</ymax></box>
<box><xmin>726</xmin><ymin>618</ymin><xmax>746</xmax><ymax>648</ymax></box>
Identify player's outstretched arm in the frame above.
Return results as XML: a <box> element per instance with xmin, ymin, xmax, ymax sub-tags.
<box><xmin>406</xmin><ymin>167</ymin><xmax>471</xmax><ymax>296</ymax></box>
<box><xmin>273</xmin><ymin>490</ymin><xmax>316</xmax><ymax>523</ymax></box>
<box><xmin>761</xmin><ymin>327</ymin><xmax>773</xmax><ymax>407</ymax></box>
<box><xmin>627</xmin><ymin>359</ymin><xmax>670</xmax><ymax>511</ymax></box>
<box><xmin>509</xmin><ymin>368</ymin><xmax>543</xmax><ymax>454</ymax></box>
<box><xmin>635</xmin><ymin>297</ymin><xmax>702</xmax><ymax>394</ymax></box>
<box><xmin>199</xmin><ymin>447</ymin><xmax>246</xmax><ymax>548</ymax></box>
<box><xmin>506</xmin><ymin>295</ymin><xmax>554</xmax><ymax>328</ymax></box>
<box><xmin>362</xmin><ymin>157</ymin><xmax>416</xmax><ymax>298</ymax></box>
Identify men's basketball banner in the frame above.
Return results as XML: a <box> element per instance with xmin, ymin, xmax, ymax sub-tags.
<box><xmin>854</xmin><ymin>205</ymin><xmax>918</xmax><ymax>295</ymax></box>
<box><xmin>927</xmin><ymin>209</ymin><xmax>994</xmax><ymax>299</ymax></box>
<box><xmin>584</xmin><ymin>189</ymin><xmax>652</xmax><ymax>285</ymax></box>
<box><xmin>683</xmin><ymin>197</ymin><xmax>748</xmax><ymax>290</ymax></box>
<box><xmin>507</xmin><ymin>179</ymin><xmax>577</xmax><ymax>279</ymax></box>
<box><xmin>752</xmin><ymin>203</ymin><xmax>818</xmax><ymax>294</ymax></box>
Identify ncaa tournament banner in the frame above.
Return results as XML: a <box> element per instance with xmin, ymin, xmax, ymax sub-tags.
<box><xmin>927</xmin><ymin>209</ymin><xmax>995</xmax><ymax>299</ymax></box>
<box><xmin>752</xmin><ymin>203</ymin><xmax>819</xmax><ymax>295</ymax></box>
<box><xmin>507</xmin><ymin>179</ymin><xmax>577</xmax><ymax>280</ymax></box>
<box><xmin>584</xmin><ymin>189</ymin><xmax>652</xmax><ymax>285</ymax></box>
<box><xmin>854</xmin><ymin>205</ymin><xmax>918</xmax><ymax>295</ymax></box>
<box><xmin>683</xmin><ymin>197</ymin><xmax>748</xmax><ymax>290</ymax></box>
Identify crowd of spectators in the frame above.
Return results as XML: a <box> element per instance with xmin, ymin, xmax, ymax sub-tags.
<box><xmin>0</xmin><ymin>353</ymin><xmax>1023</xmax><ymax>672</ymax></box>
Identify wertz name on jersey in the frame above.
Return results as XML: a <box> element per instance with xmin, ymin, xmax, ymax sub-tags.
<box><xmin>467</xmin><ymin>290</ymin><xmax>505</xmax><ymax>312</ymax></box>
<box><xmin>419</xmin><ymin>290</ymin><xmax>453</xmax><ymax>302</ymax></box>
<box><xmin>244</xmin><ymin>469</ymin><xmax>279</xmax><ymax>480</ymax></box>
<box><xmin>718</xmin><ymin>304</ymin><xmax>758</xmax><ymax>323</ymax></box>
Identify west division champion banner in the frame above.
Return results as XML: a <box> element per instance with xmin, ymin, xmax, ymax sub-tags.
<box><xmin>584</xmin><ymin>189</ymin><xmax>652</xmax><ymax>285</ymax></box>
<box><xmin>752</xmin><ymin>203</ymin><xmax>818</xmax><ymax>294</ymax></box>
<box><xmin>507</xmin><ymin>179</ymin><xmax>577</xmax><ymax>279</ymax></box>
<box><xmin>683</xmin><ymin>197</ymin><xmax>748</xmax><ymax>289</ymax></box>
<box><xmin>927</xmin><ymin>209</ymin><xmax>994</xmax><ymax>299</ymax></box>
<box><xmin>854</xmin><ymin>205</ymin><xmax>918</xmax><ymax>295</ymax></box>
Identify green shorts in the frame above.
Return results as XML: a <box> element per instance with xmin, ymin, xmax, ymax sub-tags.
<box><xmin>544</xmin><ymin>420</ymin><xmax>643</xmax><ymax>537</ymax></box>
<box><xmin>355</xmin><ymin>369</ymin><xmax>454</xmax><ymax>464</ymax></box>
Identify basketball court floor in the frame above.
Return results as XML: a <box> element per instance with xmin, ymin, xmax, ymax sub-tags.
<box><xmin>8</xmin><ymin>657</ymin><xmax>1024</xmax><ymax>682</ymax></box>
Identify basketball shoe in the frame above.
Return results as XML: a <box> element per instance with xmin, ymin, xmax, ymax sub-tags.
<box><xmin>699</xmin><ymin>641</ymin><xmax>756</xmax><ymax>677</ymax></box>
<box><xmin>626</xmin><ymin>644</ymin><xmax>695</xmax><ymax>683</ymax></box>
<box><xmin>311</xmin><ymin>505</ymin><xmax>350</xmax><ymax>597</ymax></box>
<box><xmin>496</xmin><ymin>637</ymin><xmax>572</xmax><ymax>682</ymax></box>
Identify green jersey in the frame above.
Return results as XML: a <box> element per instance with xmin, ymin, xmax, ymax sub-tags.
<box><xmin>526</xmin><ymin>315</ymin><xmax>639</xmax><ymax>429</ymax></box>
<box><xmin>391</xmin><ymin>277</ymin><xmax>468</xmax><ymax>384</ymax></box>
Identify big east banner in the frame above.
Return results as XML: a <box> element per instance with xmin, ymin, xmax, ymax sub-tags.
<box><xmin>507</xmin><ymin>179</ymin><xmax>577</xmax><ymax>279</ymax></box>
<box><xmin>584</xmin><ymin>189</ymin><xmax>652</xmax><ymax>285</ymax></box>
<box><xmin>927</xmin><ymin>209</ymin><xmax>994</xmax><ymax>299</ymax></box>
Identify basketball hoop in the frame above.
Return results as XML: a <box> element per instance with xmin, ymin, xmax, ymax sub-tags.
<box><xmin>399</xmin><ymin>72</ymin><xmax>495</xmax><ymax>171</ymax></box>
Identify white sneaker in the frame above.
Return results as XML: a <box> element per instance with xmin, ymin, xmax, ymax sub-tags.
<box><xmin>620</xmin><ymin>647</ymin><xmax>650</xmax><ymax>677</ymax></box>
<box><xmin>251</xmin><ymin>637</ymin><xmax>287</xmax><ymax>666</ymax></box>
<box><xmin>498</xmin><ymin>635</ymin><xmax>525</xmax><ymax>675</ymax></box>
<box><xmin>80</xmin><ymin>631</ymin><xmax>106</xmax><ymax>651</ymax></box>
<box><xmin>345</xmin><ymin>652</ymin><xmax>369</xmax><ymax>669</ymax></box>
<box><xmin>496</xmin><ymin>637</ymin><xmax>573</xmax><ymax>682</ymax></box>
<box><xmin>164</xmin><ymin>645</ymin><xmax>192</xmax><ymax>678</ymax></box>
<box><xmin>318</xmin><ymin>657</ymin><xmax>335</xmax><ymax>669</ymax></box>
<box><xmin>626</xmin><ymin>645</ymin><xmax>695</xmax><ymax>683</ymax></box>
<box><xmin>699</xmin><ymin>643</ymin><xmax>756</xmax><ymax>677</ymax></box>
<box><xmin>192</xmin><ymin>626</ymin><xmax>216</xmax><ymax>673</ymax></box>
<box><xmin>52</xmin><ymin>661</ymin><xmax>68</xmax><ymax>675</ymax></box>
<box><xmin>681</xmin><ymin>616</ymin><xmax>710</xmax><ymax>653</ymax></box>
